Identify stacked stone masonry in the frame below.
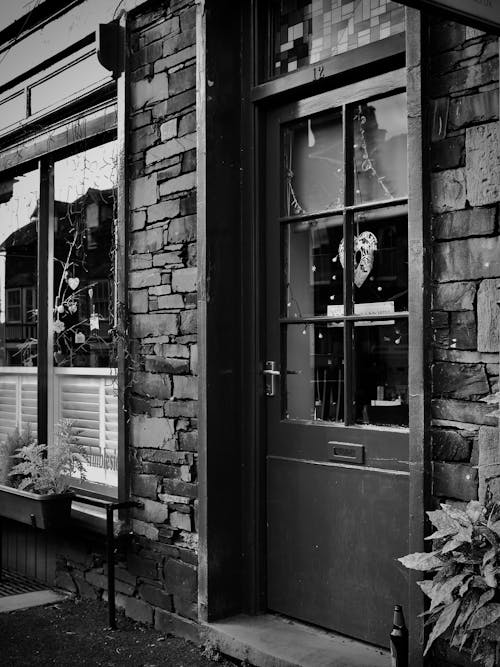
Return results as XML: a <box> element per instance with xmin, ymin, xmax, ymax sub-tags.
<box><xmin>430</xmin><ymin>21</ymin><xmax>500</xmax><ymax>507</ymax></box>
<box><xmin>56</xmin><ymin>0</ymin><xmax>199</xmax><ymax>634</ymax></box>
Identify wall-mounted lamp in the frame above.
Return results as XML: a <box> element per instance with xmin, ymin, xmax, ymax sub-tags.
<box><xmin>97</xmin><ymin>20</ymin><xmax>124</xmax><ymax>79</ymax></box>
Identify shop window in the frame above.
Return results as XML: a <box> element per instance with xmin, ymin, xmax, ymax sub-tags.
<box><xmin>282</xmin><ymin>89</ymin><xmax>408</xmax><ymax>427</ymax></box>
<box><xmin>0</xmin><ymin>138</ymin><xmax>119</xmax><ymax>493</ymax></box>
<box><xmin>261</xmin><ymin>0</ymin><xmax>406</xmax><ymax>81</ymax></box>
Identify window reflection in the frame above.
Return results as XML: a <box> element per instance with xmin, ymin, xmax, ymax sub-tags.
<box><xmin>283</xmin><ymin>111</ymin><xmax>343</xmax><ymax>216</ymax></box>
<box><xmin>285</xmin><ymin>216</ymin><xmax>344</xmax><ymax>318</ymax></box>
<box><xmin>53</xmin><ymin>141</ymin><xmax>118</xmax><ymax>489</ymax></box>
<box><xmin>353</xmin><ymin>93</ymin><xmax>407</xmax><ymax>204</ymax></box>
<box><xmin>0</xmin><ymin>170</ymin><xmax>39</xmax><ymax>440</ymax></box>
<box><xmin>53</xmin><ymin>142</ymin><xmax>117</xmax><ymax>369</ymax></box>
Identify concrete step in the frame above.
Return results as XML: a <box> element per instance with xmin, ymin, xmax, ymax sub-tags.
<box><xmin>203</xmin><ymin>614</ymin><xmax>390</xmax><ymax>667</ymax></box>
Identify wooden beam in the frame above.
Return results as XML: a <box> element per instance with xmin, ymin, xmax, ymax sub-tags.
<box><xmin>406</xmin><ymin>7</ymin><xmax>430</xmax><ymax>667</ymax></box>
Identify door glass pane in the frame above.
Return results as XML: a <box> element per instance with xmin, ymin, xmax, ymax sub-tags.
<box><xmin>354</xmin><ymin>318</ymin><xmax>408</xmax><ymax>426</ymax></box>
<box><xmin>349</xmin><ymin>205</ymin><xmax>408</xmax><ymax>313</ymax></box>
<box><xmin>0</xmin><ymin>169</ymin><xmax>39</xmax><ymax>445</ymax></box>
<box><xmin>285</xmin><ymin>323</ymin><xmax>344</xmax><ymax>422</ymax></box>
<box><xmin>285</xmin><ymin>215</ymin><xmax>344</xmax><ymax>318</ymax></box>
<box><xmin>352</xmin><ymin>92</ymin><xmax>407</xmax><ymax>205</ymax></box>
<box><xmin>53</xmin><ymin>141</ymin><xmax>118</xmax><ymax>489</ymax></box>
<box><xmin>262</xmin><ymin>0</ymin><xmax>406</xmax><ymax>82</ymax></box>
<box><xmin>282</xmin><ymin>111</ymin><xmax>343</xmax><ymax>216</ymax></box>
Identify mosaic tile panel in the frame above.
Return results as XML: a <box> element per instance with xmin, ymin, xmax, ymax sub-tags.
<box><xmin>265</xmin><ymin>0</ymin><xmax>405</xmax><ymax>80</ymax></box>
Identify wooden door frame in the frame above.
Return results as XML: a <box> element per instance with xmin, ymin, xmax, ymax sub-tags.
<box><xmin>198</xmin><ymin>1</ymin><xmax>428</xmax><ymax>661</ymax></box>
<box><xmin>239</xmin><ymin>4</ymin><xmax>429</xmax><ymax>663</ymax></box>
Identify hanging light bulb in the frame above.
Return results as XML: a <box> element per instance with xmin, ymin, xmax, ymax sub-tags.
<box><xmin>318</xmin><ymin>332</ymin><xmax>324</xmax><ymax>339</ymax></box>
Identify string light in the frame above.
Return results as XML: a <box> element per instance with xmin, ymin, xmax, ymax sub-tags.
<box><xmin>354</xmin><ymin>105</ymin><xmax>394</xmax><ymax>200</ymax></box>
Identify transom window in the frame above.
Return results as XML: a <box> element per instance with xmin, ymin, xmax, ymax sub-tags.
<box><xmin>261</xmin><ymin>0</ymin><xmax>406</xmax><ymax>81</ymax></box>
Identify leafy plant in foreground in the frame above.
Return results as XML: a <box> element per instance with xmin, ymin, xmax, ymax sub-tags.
<box><xmin>0</xmin><ymin>424</ymin><xmax>36</xmax><ymax>486</ymax></box>
<box><xmin>9</xmin><ymin>419</ymin><xmax>87</xmax><ymax>494</ymax></box>
<box><xmin>399</xmin><ymin>501</ymin><xmax>500</xmax><ymax>667</ymax></box>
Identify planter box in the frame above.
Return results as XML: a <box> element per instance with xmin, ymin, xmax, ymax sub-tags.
<box><xmin>0</xmin><ymin>484</ymin><xmax>73</xmax><ymax>530</ymax></box>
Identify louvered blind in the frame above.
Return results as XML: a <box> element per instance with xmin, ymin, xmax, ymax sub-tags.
<box><xmin>0</xmin><ymin>371</ymin><xmax>37</xmax><ymax>443</ymax></box>
<box><xmin>0</xmin><ymin>369</ymin><xmax>117</xmax><ymax>485</ymax></box>
<box><xmin>54</xmin><ymin>371</ymin><xmax>118</xmax><ymax>481</ymax></box>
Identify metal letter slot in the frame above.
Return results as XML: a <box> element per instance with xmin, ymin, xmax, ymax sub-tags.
<box><xmin>329</xmin><ymin>441</ymin><xmax>364</xmax><ymax>464</ymax></box>
<box><xmin>263</xmin><ymin>360</ymin><xmax>280</xmax><ymax>397</ymax></box>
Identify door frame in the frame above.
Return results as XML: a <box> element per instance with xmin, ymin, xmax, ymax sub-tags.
<box><xmin>239</xmin><ymin>3</ymin><xmax>429</xmax><ymax>664</ymax></box>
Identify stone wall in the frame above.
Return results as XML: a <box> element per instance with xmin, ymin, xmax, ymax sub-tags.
<box><xmin>429</xmin><ymin>21</ymin><xmax>500</xmax><ymax>507</ymax></box>
<box><xmin>55</xmin><ymin>0</ymin><xmax>200</xmax><ymax>638</ymax></box>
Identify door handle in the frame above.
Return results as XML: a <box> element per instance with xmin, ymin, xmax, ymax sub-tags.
<box><xmin>263</xmin><ymin>361</ymin><xmax>280</xmax><ymax>397</ymax></box>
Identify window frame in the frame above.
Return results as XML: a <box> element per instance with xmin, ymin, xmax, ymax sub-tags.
<box><xmin>252</xmin><ymin>0</ymin><xmax>406</xmax><ymax>102</ymax></box>
<box><xmin>6</xmin><ymin>288</ymin><xmax>22</xmax><ymax>323</ymax></box>
<box><xmin>277</xmin><ymin>76</ymin><xmax>409</xmax><ymax>427</ymax></box>
<box><xmin>0</xmin><ymin>99</ymin><xmax>125</xmax><ymax>500</ymax></box>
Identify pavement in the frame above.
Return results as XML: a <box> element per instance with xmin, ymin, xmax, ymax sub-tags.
<box><xmin>0</xmin><ymin>593</ymin><xmax>236</xmax><ymax>666</ymax></box>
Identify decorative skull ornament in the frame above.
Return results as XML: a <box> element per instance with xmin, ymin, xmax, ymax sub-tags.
<box><xmin>338</xmin><ymin>231</ymin><xmax>378</xmax><ymax>288</ymax></box>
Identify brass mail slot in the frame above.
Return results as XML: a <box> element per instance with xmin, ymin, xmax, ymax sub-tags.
<box><xmin>329</xmin><ymin>442</ymin><xmax>364</xmax><ymax>464</ymax></box>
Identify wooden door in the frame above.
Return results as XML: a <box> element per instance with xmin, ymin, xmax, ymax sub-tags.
<box><xmin>264</xmin><ymin>70</ymin><xmax>410</xmax><ymax>648</ymax></box>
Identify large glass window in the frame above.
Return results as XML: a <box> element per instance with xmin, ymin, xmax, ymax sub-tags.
<box><xmin>0</xmin><ymin>138</ymin><xmax>119</xmax><ymax>493</ymax></box>
<box><xmin>281</xmin><ymin>89</ymin><xmax>408</xmax><ymax>427</ymax></box>
<box><xmin>53</xmin><ymin>142</ymin><xmax>118</xmax><ymax>489</ymax></box>
<box><xmin>0</xmin><ymin>171</ymin><xmax>39</xmax><ymax>441</ymax></box>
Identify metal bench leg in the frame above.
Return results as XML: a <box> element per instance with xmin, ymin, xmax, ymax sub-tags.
<box><xmin>106</xmin><ymin>507</ymin><xmax>116</xmax><ymax>629</ymax></box>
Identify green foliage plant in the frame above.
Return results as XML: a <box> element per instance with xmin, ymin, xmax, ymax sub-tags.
<box><xmin>0</xmin><ymin>424</ymin><xmax>36</xmax><ymax>486</ymax></box>
<box><xmin>8</xmin><ymin>419</ymin><xmax>88</xmax><ymax>495</ymax></box>
<box><xmin>398</xmin><ymin>501</ymin><xmax>500</xmax><ymax>667</ymax></box>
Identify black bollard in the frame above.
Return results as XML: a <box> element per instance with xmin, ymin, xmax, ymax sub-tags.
<box><xmin>390</xmin><ymin>604</ymin><xmax>408</xmax><ymax>667</ymax></box>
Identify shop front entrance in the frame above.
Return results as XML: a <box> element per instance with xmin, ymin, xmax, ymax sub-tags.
<box><xmin>263</xmin><ymin>70</ymin><xmax>411</xmax><ymax>648</ymax></box>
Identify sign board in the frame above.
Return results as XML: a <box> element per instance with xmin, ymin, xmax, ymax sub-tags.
<box><xmin>401</xmin><ymin>0</ymin><xmax>500</xmax><ymax>33</ymax></box>
<box><xmin>327</xmin><ymin>301</ymin><xmax>396</xmax><ymax>327</ymax></box>
<box><xmin>327</xmin><ymin>302</ymin><xmax>395</xmax><ymax>318</ymax></box>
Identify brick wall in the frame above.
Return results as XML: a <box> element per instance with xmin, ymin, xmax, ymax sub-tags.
<box><xmin>429</xmin><ymin>21</ymin><xmax>500</xmax><ymax>507</ymax></box>
<box><xmin>55</xmin><ymin>0</ymin><xmax>200</xmax><ymax>637</ymax></box>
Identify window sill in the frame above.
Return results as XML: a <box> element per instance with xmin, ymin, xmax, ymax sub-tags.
<box><xmin>71</xmin><ymin>501</ymin><xmax>108</xmax><ymax>536</ymax></box>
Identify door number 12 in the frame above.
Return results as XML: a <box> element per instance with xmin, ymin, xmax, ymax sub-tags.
<box><xmin>313</xmin><ymin>65</ymin><xmax>325</xmax><ymax>80</ymax></box>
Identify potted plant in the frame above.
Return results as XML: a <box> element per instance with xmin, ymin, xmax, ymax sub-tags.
<box><xmin>398</xmin><ymin>500</ymin><xmax>500</xmax><ymax>667</ymax></box>
<box><xmin>0</xmin><ymin>420</ymin><xmax>87</xmax><ymax>530</ymax></box>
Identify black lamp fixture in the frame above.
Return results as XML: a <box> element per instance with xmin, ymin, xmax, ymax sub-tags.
<box><xmin>97</xmin><ymin>20</ymin><xmax>124</xmax><ymax>79</ymax></box>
